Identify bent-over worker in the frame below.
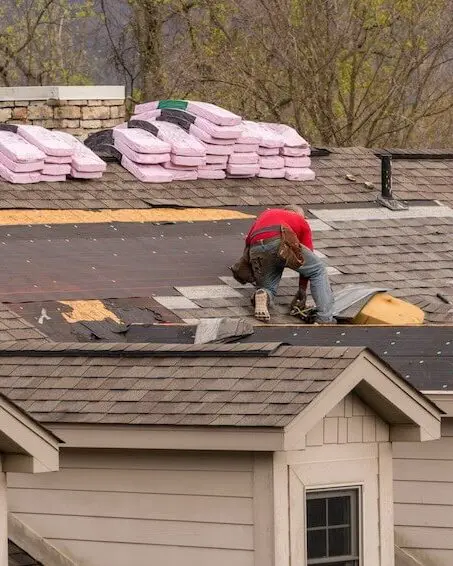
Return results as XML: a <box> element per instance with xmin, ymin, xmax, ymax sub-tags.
<box><xmin>245</xmin><ymin>206</ymin><xmax>335</xmax><ymax>323</ymax></box>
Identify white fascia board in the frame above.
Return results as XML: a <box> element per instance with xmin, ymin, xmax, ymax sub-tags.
<box><xmin>0</xmin><ymin>85</ymin><xmax>125</xmax><ymax>101</ymax></box>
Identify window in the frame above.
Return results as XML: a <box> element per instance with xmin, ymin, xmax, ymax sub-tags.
<box><xmin>306</xmin><ymin>489</ymin><xmax>360</xmax><ymax>565</ymax></box>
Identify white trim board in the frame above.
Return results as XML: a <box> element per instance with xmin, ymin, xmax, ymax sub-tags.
<box><xmin>0</xmin><ymin>86</ymin><xmax>125</xmax><ymax>101</ymax></box>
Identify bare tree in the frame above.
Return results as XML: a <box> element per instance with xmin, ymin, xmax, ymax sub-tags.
<box><xmin>0</xmin><ymin>0</ymin><xmax>96</xmax><ymax>86</ymax></box>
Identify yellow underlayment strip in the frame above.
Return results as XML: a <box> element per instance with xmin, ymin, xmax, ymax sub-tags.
<box><xmin>0</xmin><ymin>208</ymin><xmax>255</xmax><ymax>226</ymax></box>
<box><xmin>59</xmin><ymin>300</ymin><xmax>121</xmax><ymax>324</ymax></box>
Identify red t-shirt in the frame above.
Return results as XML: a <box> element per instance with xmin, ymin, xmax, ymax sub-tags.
<box><xmin>246</xmin><ymin>209</ymin><xmax>313</xmax><ymax>250</ymax></box>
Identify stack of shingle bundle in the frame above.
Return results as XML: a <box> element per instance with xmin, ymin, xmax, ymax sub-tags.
<box><xmin>18</xmin><ymin>125</ymin><xmax>74</xmax><ymax>182</ymax></box>
<box><xmin>0</xmin><ymin>124</ymin><xmax>106</xmax><ymax>183</ymax></box>
<box><xmin>265</xmin><ymin>123</ymin><xmax>314</xmax><ymax>181</ymax></box>
<box><xmin>127</xmin><ymin>115</ymin><xmax>207</xmax><ymax>181</ymax></box>
<box><xmin>240</xmin><ymin>121</ymin><xmax>286</xmax><ymax>178</ymax></box>
<box><xmin>52</xmin><ymin>131</ymin><xmax>107</xmax><ymax>179</ymax></box>
<box><xmin>132</xmin><ymin>101</ymin><xmax>244</xmax><ymax>180</ymax></box>
<box><xmin>83</xmin><ymin>99</ymin><xmax>316</xmax><ymax>184</ymax></box>
<box><xmin>110</xmin><ymin>125</ymin><xmax>173</xmax><ymax>183</ymax></box>
<box><xmin>0</xmin><ymin>130</ymin><xmax>44</xmax><ymax>184</ymax></box>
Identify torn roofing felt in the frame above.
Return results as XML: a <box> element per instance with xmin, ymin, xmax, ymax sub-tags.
<box><xmin>0</xmin><ymin>212</ymin><xmax>451</xmax><ymax>329</ymax></box>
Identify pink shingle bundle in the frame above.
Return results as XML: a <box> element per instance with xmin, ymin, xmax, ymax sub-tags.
<box><xmin>18</xmin><ymin>125</ymin><xmax>73</xmax><ymax>156</ymax></box>
<box><xmin>260</xmin><ymin>122</ymin><xmax>315</xmax><ymax>180</ymax></box>
<box><xmin>54</xmin><ymin>132</ymin><xmax>107</xmax><ymax>178</ymax></box>
<box><xmin>0</xmin><ymin>130</ymin><xmax>45</xmax><ymax>165</ymax></box>
<box><xmin>83</xmin><ymin>99</ymin><xmax>316</xmax><ymax>184</ymax></box>
<box><xmin>121</xmin><ymin>155</ymin><xmax>174</xmax><ymax>183</ymax></box>
<box><xmin>0</xmin><ymin>125</ymin><xmax>107</xmax><ymax>184</ymax></box>
<box><xmin>134</xmin><ymin>100</ymin><xmax>242</xmax><ymax>126</ymax></box>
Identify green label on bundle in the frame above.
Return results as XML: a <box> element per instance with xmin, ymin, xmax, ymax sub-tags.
<box><xmin>157</xmin><ymin>100</ymin><xmax>188</xmax><ymax>110</ymax></box>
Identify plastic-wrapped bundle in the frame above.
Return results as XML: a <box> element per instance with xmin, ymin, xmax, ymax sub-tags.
<box><xmin>0</xmin><ymin>161</ymin><xmax>40</xmax><ymax>183</ymax></box>
<box><xmin>0</xmin><ymin>149</ymin><xmax>43</xmax><ymax>172</ymax></box>
<box><xmin>154</xmin><ymin>109</ymin><xmax>242</xmax><ymax>139</ymax></box>
<box><xmin>263</xmin><ymin>122</ymin><xmax>309</xmax><ymax>148</ymax></box>
<box><xmin>259</xmin><ymin>155</ymin><xmax>285</xmax><ymax>169</ymax></box>
<box><xmin>198</xmin><ymin>169</ymin><xmax>226</xmax><ymax>180</ymax></box>
<box><xmin>128</xmin><ymin>119</ymin><xmax>206</xmax><ymax>157</ymax></box>
<box><xmin>241</xmin><ymin>121</ymin><xmax>284</xmax><ymax>148</ymax></box>
<box><xmin>233</xmin><ymin>143</ymin><xmax>259</xmax><ymax>153</ymax></box>
<box><xmin>228</xmin><ymin>152</ymin><xmax>259</xmax><ymax>165</ymax></box>
<box><xmin>0</xmin><ymin>130</ymin><xmax>45</xmax><ymax>163</ymax></box>
<box><xmin>55</xmin><ymin>131</ymin><xmax>107</xmax><ymax>174</ymax></box>
<box><xmin>281</xmin><ymin>146</ymin><xmax>311</xmax><ymax>157</ymax></box>
<box><xmin>18</xmin><ymin>125</ymin><xmax>73</xmax><ymax>157</ymax></box>
<box><xmin>40</xmin><ymin>174</ymin><xmax>67</xmax><ymax>182</ymax></box>
<box><xmin>121</xmin><ymin>155</ymin><xmax>174</xmax><ymax>183</ymax></box>
<box><xmin>114</xmin><ymin>138</ymin><xmax>170</xmax><ymax>165</ymax></box>
<box><xmin>284</xmin><ymin>156</ymin><xmax>311</xmax><ymax>168</ymax></box>
<box><xmin>134</xmin><ymin>100</ymin><xmax>242</xmax><ymax>126</ymax></box>
<box><xmin>42</xmin><ymin>163</ymin><xmax>71</xmax><ymax>176</ymax></box>
<box><xmin>285</xmin><ymin>168</ymin><xmax>316</xmax><ymax>181</ymax></box>
<box><xmin>258</xmin><ymin>147</ymin><xmax>280</xmax><ymax>156</ymax></box>
<box><xmin>113</xmin><ymin>127</ymin><xmax>171</xmax><ymax>154</ymax></box>
<box><xmin>226</xmin><ymin>163</ymin><xmax>260</xmax><ymax>176</ymax></box>
<box><xmin>258</xmin><ymin>168</ymin><xmax>285</xmax><ymax>178</ymax></box>
<box><xmin>202</xmin><ymin>143</ymin><xmax>234</xmax><ymax>156</ymax></box>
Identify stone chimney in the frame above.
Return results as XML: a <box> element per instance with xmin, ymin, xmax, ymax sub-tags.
<box><xmin>0</xmin><ymin>86</ymin><xmax>126</xmax><ymax>138</ymax></box>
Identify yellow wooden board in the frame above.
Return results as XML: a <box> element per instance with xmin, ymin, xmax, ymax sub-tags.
<box><xmin>59</xmin><ymin>300</ymin><xmax>121</xmax><ymax>324</ymax></box>
<box><xmin>353</xmin><ymin>293</ymin><xmax>425</xmax><ymax>325</ymax></box>
<box><xmin>0</xmin><ymin>208</ymin><xmax>255</xmax><ymax>226</ymax></box>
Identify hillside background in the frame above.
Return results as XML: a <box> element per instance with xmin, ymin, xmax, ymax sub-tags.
<box><xmin>1</xmin><ymin>0</ymin><xmax>453</xmax><ymax>148</ymax></box>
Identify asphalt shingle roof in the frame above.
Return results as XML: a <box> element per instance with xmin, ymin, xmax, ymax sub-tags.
<box><xmin>0</xmin><ymin>304</ymin><xmax>49</xmax><ymax>342</ymax></box>
<box><xmin>0</xmin><ymin>342</ymin><xmax>364</xmax><ymax>426</ymax></box>
<box><xmin>8</xmin><ymin>541</ymin><xmax>42</xmax><ymax>566</ymax></box>
<box><xmin>0</xmin><ymin>147</ymin><xmax>452</xmax><ymax>209</ymax></box>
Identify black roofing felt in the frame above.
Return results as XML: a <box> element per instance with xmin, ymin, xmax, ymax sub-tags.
<box><xmin>0</xmin><ymin>220</ymin><xmax>245</xmax><ymax>302</ymax></box>
<box><xmin>126</xmin><ymin>325</ymin><xmax>453</xmax><ymax>391</ymax></box>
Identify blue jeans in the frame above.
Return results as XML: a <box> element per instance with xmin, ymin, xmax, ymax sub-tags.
<box><xmin>249</xmin><ymin>238</ymin><xmax>335</xmax><ymax>322</ymax></box>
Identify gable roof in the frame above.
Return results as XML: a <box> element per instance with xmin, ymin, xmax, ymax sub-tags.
<box><xmin>0</xmin><ymin>341</ymin><xmax>441</xmax><ymax>452</ymax></box>
<box><xmin>0</xmin><ymin>342</ymin><xmax>359</xmax><ymax>427</ymax></box>
<box><xmin>0</xmin><ymin>341</ymin><xmax>441</xmax><ymax>430</ymax></box>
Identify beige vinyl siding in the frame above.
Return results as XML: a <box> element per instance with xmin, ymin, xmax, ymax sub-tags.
<box><xmin>306</xmin><ymin>393</ymin><xmax>390</xmax><ymax>446</ymax></box>
<box><xmin>393</xmin><ymin>418</ymin><xmax>453</xmax><ymax>566</ymax></box>
<box><xmin>284</xmin><ymin>393</ymin><xmax>393</xmax><ymax>566</ymax></box>
<box><xmin>8</xmin><ymin>449</ymin><xmax>256</xmax><ymax>566</ymax></box>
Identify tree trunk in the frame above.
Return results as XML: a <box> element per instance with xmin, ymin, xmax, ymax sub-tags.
<box><xmin>132</xmin><ymin>0</ymin><xmax>165</xmax><ymax>100</ymax></box>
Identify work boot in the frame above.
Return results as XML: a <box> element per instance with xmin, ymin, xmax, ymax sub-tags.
<box><xmin>254</xmin><ymin>290</ymin><xmax>270</xmax><ymax>322</ymax></box>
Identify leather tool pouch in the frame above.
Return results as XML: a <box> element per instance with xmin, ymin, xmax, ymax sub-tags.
<box><xmin>277</xmin><ymin>225</ymin><xmax>304</xmax><ymax>270</ymax></box>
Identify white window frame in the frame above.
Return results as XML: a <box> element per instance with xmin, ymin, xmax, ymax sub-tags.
<box><xmin>306</xmin><ymin>487</ymin><xmax>361</xmax><ymax>565</ymax></box>
<box><xmin>276</xmin><ymin>444</ymin><xmax>385</xmax><ymax>566</ymax></box>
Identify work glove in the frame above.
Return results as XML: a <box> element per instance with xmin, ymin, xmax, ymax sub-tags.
<box><xmin>290</xmin><ymin>288</ymin><xmax>307</xmax><ymax>315</ymax></box>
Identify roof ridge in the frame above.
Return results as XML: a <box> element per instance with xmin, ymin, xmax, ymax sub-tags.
<box><xmin>0</xmin><ymin>341</ymin><xmax>283</xmax><ymax>358</ymax></box>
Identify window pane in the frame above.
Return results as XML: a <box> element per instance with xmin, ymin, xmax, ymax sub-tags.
<box><xmin>307</xmin><ymin>529</ymin><xmax>327</xmax><ymax>558</ymax></box>
<box><xmin>307</xmin><ymin>498</ymin><xmax>326</xmax><ymax>528</ymax></box>
<box><xmin>328</xmin><ymin>526</ymin><xmax>351</xmax><ymax>556</ymax></box>
<box><xmin>329</xmin><ymin>496</ymin><xmax>351</xmax><ymax>526</ymax></box>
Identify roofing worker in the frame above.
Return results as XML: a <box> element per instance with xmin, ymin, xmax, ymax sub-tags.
<box><xmin>244</xmin><ymin>206</ymin><xmax>335</xmax><ymax>323</ymax></box>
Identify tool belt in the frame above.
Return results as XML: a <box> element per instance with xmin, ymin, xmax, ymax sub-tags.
<box><xmin>249</xmin><ymin>224</ymin><xmax>304</xmax><ymax>271</ymax></box>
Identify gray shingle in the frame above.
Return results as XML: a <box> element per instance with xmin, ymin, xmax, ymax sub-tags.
<box><xmin>0</xmin><ymin>342</ymin><xmax>360</xmax><ymax>427</ymax></box>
